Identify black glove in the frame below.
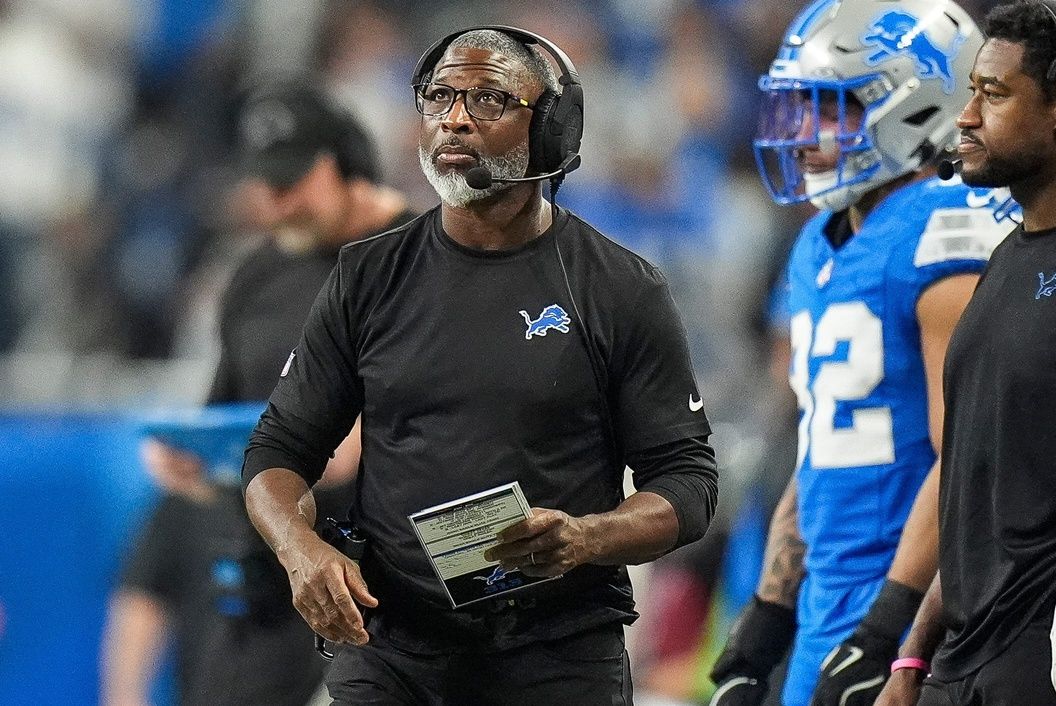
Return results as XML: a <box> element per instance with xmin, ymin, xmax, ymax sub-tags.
<box><xmin>809</xmin><ymin>579</ymin><xmax>924</xmax><ymax>706</ymax></box>
<box><xmin>708</xmin><ymin>676</ymin><xmax>769</xmax><ymax>706</ymax></box>
<box><xmin>709</xmin><ymin>595</ymin><xmax>796</xmax><ymax>706</ymax></box>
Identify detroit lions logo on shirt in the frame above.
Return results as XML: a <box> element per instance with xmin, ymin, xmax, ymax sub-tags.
<box><xmin>1037</xmin><ymin>273</ymin><xmax>1056</xmax><ymax>300</ymax></box>
<box><xmin>862</xmin><ymin>10</ymin><xmax>965</xmax><ymax>94</ymax></box>
<box><xmin>519</xmin><ymin>304</ymin><xmax>571</xmax><ymax>340</ymax></box>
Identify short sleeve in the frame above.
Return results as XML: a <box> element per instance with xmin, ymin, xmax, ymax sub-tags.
<box><xmin>206</xmin><ymin>337</ymin><xmax>238</xmax><ymax>404</ymax></box>
<box><xmin>242</xmin><ymin>263</ymin><xmax>363</xmax><ymax>489</ymax></box>
<box><xmin>610</xmin><ymin>268</ymin><xmax>712</xmax><ymax>453</ymax></box>
<box><xmin>892</xmin><ymin>204</ymin><xmax>1013</xmax><ymax>320</ymax></box>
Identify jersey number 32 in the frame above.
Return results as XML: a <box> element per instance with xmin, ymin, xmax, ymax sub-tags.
<box><xmin>790</xmin><ymin>302</ymin><xmax>895</xmax><ymax>470</ymax></box>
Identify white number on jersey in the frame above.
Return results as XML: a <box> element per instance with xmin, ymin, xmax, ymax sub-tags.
<box><xmin>790</xmin><ymin>303</ymin><xmax>895</xmax><ymax>470</ymax></box>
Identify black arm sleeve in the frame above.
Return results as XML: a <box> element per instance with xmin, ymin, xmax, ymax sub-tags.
<box><xmin>627</xmin><ymin>434</ymin><xmax>718</xmax><ymax>548</ymax></box>
<box><xmin>241</xmin><ymin>264</ymin><xmax>362</xmax><ymax>491</ymax></box>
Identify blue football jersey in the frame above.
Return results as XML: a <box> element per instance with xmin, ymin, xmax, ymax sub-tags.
<box><xmin>779</xmin><ymin>177</ymin><xmax>1017</xmax><ymax>705</ymax></box>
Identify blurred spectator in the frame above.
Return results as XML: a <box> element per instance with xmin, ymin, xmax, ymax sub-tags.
<box><xmin>100</xmin><ymin>81</ymin><xmax>415</xmax><ymax>706</ymax></box>
<box><xmin>0</xmin><ymin>0</ymin><xmax>135</xmax><ymax>351</ymax></box>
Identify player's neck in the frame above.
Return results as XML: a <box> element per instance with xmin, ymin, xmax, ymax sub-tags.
<box><xmin>848</xmin><ymin>171</ymin><xmax>928</xmax><ymax>233</ymax></box>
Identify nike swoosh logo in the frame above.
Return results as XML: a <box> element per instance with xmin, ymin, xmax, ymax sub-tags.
<box><xmin>828</xmin><ymin>645</ymin><xmax>864</xmax><ymax>676</ymax></box>
<box><xmin>708</xmin><ymin>676</ymin><xmax>759</xmax><ymax>706</ymax></box>
<box><xmin>689</xmin><ymin>395</ymin><xmax>704</xmax><ymax>412</ymax></box>
<box><xmin>280</xmin><ymin>351</ymin><xmax>296</xmax><ymax>377</ymax></box>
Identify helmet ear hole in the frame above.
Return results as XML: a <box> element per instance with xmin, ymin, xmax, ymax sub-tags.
<box><xmin>904</xmin><ymin>106</ymin><xmax>940</xmax><ymax>126</ymax></box>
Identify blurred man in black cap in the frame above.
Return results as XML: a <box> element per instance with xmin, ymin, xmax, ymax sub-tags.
<box><xmin>101</xmin><ymin>81</ymin><xmax>416</xmax><ymax>706</ymax></box>
<box><xmin>211</xmin><ymin>81</ymin><xmax>415</xmax><ymax>402</ymax></box>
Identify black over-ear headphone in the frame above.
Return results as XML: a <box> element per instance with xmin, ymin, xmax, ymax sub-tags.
<box><xmin>1039</xmin><ymin>0</ymin><xmax>1056</xmax><ymax>82</ymax></box>
<box><xmin>411</xmin><ymin>25</ymin><xmax>584</xmax><ymax>178</ymax></box>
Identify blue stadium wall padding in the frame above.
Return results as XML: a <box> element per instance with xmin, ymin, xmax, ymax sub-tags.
<box><xmin>0</xmin><ymin>412</ymin><xmax>159</xmax><ymax>706</ymax></box>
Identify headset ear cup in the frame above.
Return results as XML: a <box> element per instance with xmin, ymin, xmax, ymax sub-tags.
<box><xmin>559</xmin><ymin>83</ymin><xmax>584</xmax><ymax>171</ymax></box>
<box><xmin>528</xmin><ymin>90</ymin><xmax>560</xmax><ymax>174</ymax></box>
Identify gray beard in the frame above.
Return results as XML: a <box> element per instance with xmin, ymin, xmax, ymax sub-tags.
<box><xmin>418</xmin><ymin>140</ymin><xmax>530</xmax><ymax>207</ymax></box>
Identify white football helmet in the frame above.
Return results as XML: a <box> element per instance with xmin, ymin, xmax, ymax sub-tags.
<box><xmin>755</xmin><ymin>0</ymin><xmax>983</xmax><ymax>211</ymax></box>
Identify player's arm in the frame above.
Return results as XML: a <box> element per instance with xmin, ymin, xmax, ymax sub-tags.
<box><xmin>886</xmin><ymin>272</ymin><xmax>978</xmax><ymax>587</ymax></box>
<box><xmin>708</xmin><ymin>474</ymin><xmax>802</xmax><ymax>706</ymax></box>
<box><xmin>810</xmin><ymin>273</ymin><xmax>978</xmax><ymax>706</ymax></box>
<box><xmin>875</xmin><ymin>573</ymin><xmax>946</xmax><ymax>706</ymax></box>
<box><xmin>756</xmin><ymin>474</ymin><xmax>805</xmax><ymax>608</ymax></box>
<box><xmin>100</xmin><ymin>589</ymin><xmax>168</xmax><ymax>706</ymax></box>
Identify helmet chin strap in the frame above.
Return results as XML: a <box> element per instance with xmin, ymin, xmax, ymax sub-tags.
<box><xmin>804</xmin><ymin>148</ymin><xmax>892</xmax><ymax>212</ymax></box>
<box><xmin>806</xmin><ymin>174</ymin><xmax>870</xmax><ymax>212</ymax></box>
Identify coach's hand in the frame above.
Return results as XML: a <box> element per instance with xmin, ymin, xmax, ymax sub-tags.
<box><xmin>278</xmin><ymin>532</ymin><xmax>378</xmax><ymax>645</ymax></box>
<box><xmin>484</xmin><ymin>508</ymin><xmax>593</xmax><ymax>577</ymax></box>
<box><xmin>141</xmin><ymin>440</ymin><xmax>212</xmax><ymax>503</ymax></box>
<box><xmin>809</xmin><ymin>624</ymin><xmax>896</xmax><ymax>706</ymax></box>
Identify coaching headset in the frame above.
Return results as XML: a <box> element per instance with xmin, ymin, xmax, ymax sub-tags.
<box><xmin>410</xmin><ymin>25</ymin><xmax>584</xmax><ymax>188</ymax></box>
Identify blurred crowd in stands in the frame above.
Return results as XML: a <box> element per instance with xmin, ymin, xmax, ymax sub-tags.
<box><xmin>0</xmin><ymin>0</ymin><xmax>814</xmax><ymax>387</ymax></box>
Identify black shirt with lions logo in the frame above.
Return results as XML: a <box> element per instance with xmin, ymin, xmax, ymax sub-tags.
<box><xmin>243</xmin><ymin>205</ymin><xmax>718</xmax><ymax>652</ymax></box>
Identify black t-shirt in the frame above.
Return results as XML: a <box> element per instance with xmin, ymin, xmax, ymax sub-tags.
<box><xmin>244</xmin><ymin>206</ymin><xmax>716</xmax><ymax>651</ymax></box>
<box><xmin>934</xmin><ymin>224</ymin><xmax>1056</xmax><ymax>679</ymax></box>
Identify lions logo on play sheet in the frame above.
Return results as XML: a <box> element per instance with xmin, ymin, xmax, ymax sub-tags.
<box><xmin>475</xmin><ymin>565</ymin><xmax>524</xmax><ymax>595</ymax></box>
<box><xmin>519</xmin><ymin>304</ymin><xmax>571</xmax><ymax>340</ymax></box>
<box><xmin>862</xmin><ymin>10</ymin><xmax>965</xmax><ymax>94</ymax></box>
<box><xmin>476</xmin><ymin>565</ymin><xmax>512</xmax><ymax>586</ymax></box>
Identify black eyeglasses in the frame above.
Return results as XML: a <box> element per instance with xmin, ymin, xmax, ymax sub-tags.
<box><xmin>413</xmin><ymin>82</ymin><xmax>535</xmax><ymax>121</ymax></box>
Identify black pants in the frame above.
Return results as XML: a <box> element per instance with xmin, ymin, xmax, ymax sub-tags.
<box><xmin>920</xmin><ymin>622</ymin><xmax>1056</xmax><ymax>706</ymax></box>
<box><xmin>327</xmin><ymin>622</ymin><xmax>632</xmax><ymax>705</ymax></box>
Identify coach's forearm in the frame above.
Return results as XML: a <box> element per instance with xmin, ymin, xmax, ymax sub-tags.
<box><xmin>245</xmin><ymin>467</ymin><xmax>319</xmax><ymax>564</ymax></box>
<box><xmin>583</xmin><ymin>490</ymin><xmax>680</xmax><ymax>565</ymax></box>
<box><xmin>898</xmin><ymin>572</ymin><xmax>946</xmax><ymax>660</ymax></box>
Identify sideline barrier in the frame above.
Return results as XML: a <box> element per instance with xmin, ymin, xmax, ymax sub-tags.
<box><xmin>0</xmin><ymin>411</ymin><xmax>161</xmax><ymax>706</ymax></box>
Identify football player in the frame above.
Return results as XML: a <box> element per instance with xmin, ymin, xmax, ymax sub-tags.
<box><xmin>709</xmin><ymin>1</ymin><xmax>1019</xmax><ymax>705</ymax></box>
